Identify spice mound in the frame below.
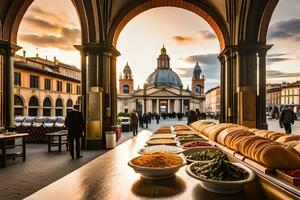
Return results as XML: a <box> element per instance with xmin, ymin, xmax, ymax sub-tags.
<box><xmin>191</xmin><ymin>158</ymin><xmax>249</xmax><ymax>181</ymax></box>
<box><xmin>131</xmin><ymin>152</ymin><xmax>183</xmax><ymax>168</ymax></box>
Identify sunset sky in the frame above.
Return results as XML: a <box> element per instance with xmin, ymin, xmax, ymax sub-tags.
<box><xmin>17</xmin><ymin>0</ymin><xmax>300</xmax><ymax>91</ymax></box>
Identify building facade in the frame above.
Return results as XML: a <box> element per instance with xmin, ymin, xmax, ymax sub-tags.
<box><xmin>266</xmin><ymin>84</ymin><xmax>281</xmax><ymax>106</ymax></box>
<box><xmin>117</xmin><ymin>46</ymin><xmax>205</xmax><ymax>115</ymax></box>
<box><xmin>205</xmin><ymin>86</ymin><xmax>220</xmax><ymax>112</ymax></box>
<box><xmin>266</xmin><ymin>82</ymin><xmax>300</xmax><ymax>112</ymax></box>
<box><xmin>13</xmin><ymin>52</ymin><xmax>81</xmax><ymax>117</ymax></box>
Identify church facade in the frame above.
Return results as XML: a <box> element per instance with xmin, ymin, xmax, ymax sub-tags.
<box><xmin>117</xmin><ymin>46</ymin><xmax>205</xmax><ymax>115</ymax></box>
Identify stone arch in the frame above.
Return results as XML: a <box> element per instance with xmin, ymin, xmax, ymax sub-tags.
<box><xmin>43</xmin><ymin>97</ymin><xmax>52</xmax><ymax>107</ymax></box>
<box><xmin>55</xmin><ymin>98</ymin><xmax>63</xmax><ymax>107</ymax></box>
<box><xmin>108</xmin><ymin>0</ymin><xmax>230</xmax><ymax>51</ymax></box>
<box><xmin>258</xmin><ymin>0</ymin><xmax>279</xmax><ymax>44</ymax></box>
<box><xmin>2</xmin><ymin>0</ymin><xmax>90</xmax><ymax>44</ymax></box>
<box><xmin>29</xmin><ymin>96</ymin><xmax>39</xmax><ymax>107</ymax></box>
<box><xmin>43</xmin><ymin>97</ymin><xmax>52</xmax><ymax>116</ymax></box>
<box><xmin>14</xmin><ymin>94</ymin><xmax>24</xmax><ymax>116</ymax></box>
<box><xmin>28</xmin><ymin>95</ymin><xmax>40</xmax><ymax>116</ymax></box>
<box><xmin>55</xmin><ymin>98</ymin><xmax>63</xmax><ymax>116</ymax></box>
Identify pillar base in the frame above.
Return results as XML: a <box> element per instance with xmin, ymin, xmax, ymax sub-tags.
<box><xmin>258</xmin><ymin>123</ymin><xmax>268</xmax><ymax>130</ymax></box>
<box><xmin>85</xmin><ymin>138</ymin><xmax>106</xmax><ymax>150</ymax></box>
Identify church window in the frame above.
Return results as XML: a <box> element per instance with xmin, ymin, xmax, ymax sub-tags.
<box><xmin>123</xmin><ymin>85</ymin><xmax>129</xmax><ymax>94</ymax></box>
<box><xmin>195</xmin><ymin>85</ymin><xmax>201</xmax><ymax>94</ymax></box>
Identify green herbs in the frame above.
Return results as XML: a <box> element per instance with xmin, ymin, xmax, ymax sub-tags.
<box><xmin>191</xmin><ymin>158</ymin><xmax>249</xmax><ymax>181</ymax></box>
<box><xmin>185</xmin><ymin>149</ymin><xmax>227</xmax><ymax>162</ymax></box>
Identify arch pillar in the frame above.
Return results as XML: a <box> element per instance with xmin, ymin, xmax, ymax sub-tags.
<box><xmin>257</xmin><ymin>45</ymin><xmax>272</xmax><ymax>129</ymax></box>
<box><xmin>0</xmin><ymin>40</ymin><xmax>21</xmax><ymax>128</ymax></box>
<box><xmin>75</xmin><ymin>43</ymin><xmax>120</xmax><ymax>149</ymax></box>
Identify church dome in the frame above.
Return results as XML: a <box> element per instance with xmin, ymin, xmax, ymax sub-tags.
<box><xmin>146</xmin><ymin>68</ymin><xmax>183</xmax><ymax>87</ymax></box>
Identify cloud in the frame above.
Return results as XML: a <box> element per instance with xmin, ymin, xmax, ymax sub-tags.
<box><xmin>267</xmin><ymin>53</ymin><xmax>293</xmax><ymax>65</ymax></box>
<box><xmin>18</xmin><ymin>8</ymin><xmax>80</xmax><ymax>51</ymax></box>
<box><xmin>172</xmin><ymin>31</ymin><xmax>216</xmax><ymax>45</ymax></box>
<box><xmin>268</xmin><ymin>18</ymin><xmax>300</xmax><ymax>41</ymax></box>
<box><xmin>267</xmin><ymin>70</ymin><xmax>300</xmax><ymax>79</ymax></box>
<box><xmin>183</xmin><ymin>53</ymin><xmax>219</xmax><ymax>66</ymax></box>
<box><xmin>29</xmin><ymin>6</ymin><xmax>75</xmax><ymax>25</ymax></box>
<box><xmin>199</xmin><ymin>31</ymin><xmax>216</xmax><ymax>39</ymax></box>
<box><xmin>172</xmin><ymin>35</ymin><xmax>195</xmax><ymax>45</ymax></box>
<box><xmin>176</xmin><ymin>53</ymin><xmax>220</xmax><ymax>88</ymax></box>
<box><xmin>19</xmin><ymin>27</ymin><xmax>80</xmax><ymax>50</ymax></box>
<box><xmin>22</xmin><ymin>16</ymin><xmax>60</xmax><ymax>32</ymax></box>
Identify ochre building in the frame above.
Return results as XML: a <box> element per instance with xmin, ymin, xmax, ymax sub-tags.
<box><xmin>205</xmin><ymin>86</ymin><xmax>220</xmax><ymax>113</ymax></box>
<box><xmin>118</xmin><ymin>46</ymin><xmax>205</xmax><ymax>115</ymax></box>
<box><xmin>13</xmin><ymin>52</ymin><xmax>81</xmax><ymax>117</ymax></box>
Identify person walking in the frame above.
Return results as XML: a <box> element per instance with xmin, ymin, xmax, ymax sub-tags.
<box><xmin>187</xmin><ymin>110</ymin><xmax>198</xmax><ymax>125</ymax></box>
<box><xmin>65</xmin><ymin>104</ymin><xmax>84</xmax><ymax>159</ymax></box>
<box><xmin>130</xmin><ymin>109</ymin><xmax>139</xmax><ymax>136</ymax></box>
<box><xmin>279</xmin><ymin>106</ymin><xmax>296</xmax><ymax>134</ymax></box>
<box><xmin>143</xmin><ymin>113</ymin><xmax>149</xmax><ymax>128</ymax></box>
<box><xmin>155</xmin><ymin>113</ymin><xmax>160</xmax><ymax>124</ymax></box>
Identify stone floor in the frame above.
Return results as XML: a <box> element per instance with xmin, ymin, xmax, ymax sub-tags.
<box><xmin>1</xmin><ymin>117</ymin><xmax>299</xmax><ymax>200</ymax></box>
<box><xmin>0</xmin><ymin>131</ymin><xmax>135</xmax><ymax>200</ymax></box>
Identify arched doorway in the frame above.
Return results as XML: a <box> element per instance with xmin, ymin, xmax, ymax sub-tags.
<box><xmin>28</xmin><ymin>96</ymin><xmax>39</xmax><ymax>116</ymax></box>
<box><xmin>14</xmin><ymin>95</ymin><xmax>24</xmax><ymax>116</ymax></box>
<box><xmin>55</xmin><ymin>98</ymin><xmax>63</xmax><ymax>116</ymax></box>
<box><xmin>66</xmin><ymin>99</ymin><xmax>73</xmax><ymax>113</ymax></box>
<box><xmin>43</xmin><ymin>97</ymin><xmax>52</xmax><ymax>116</ymax></box>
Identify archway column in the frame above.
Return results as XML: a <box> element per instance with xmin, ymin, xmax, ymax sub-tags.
<box><xmin>218</xmin><ymin>48</ymin><xmax>237</xmax><ymax>124</ymax></box>
<box><xmin>75</xmin><ymin>43</ymin><xmax>120</xmax><ymax>149</ymax></box>
<box><xmin>0</xmin><ymin>40</ymin><xmax>21</xmax><ymax>128</ymax></box>
<box><xmin>257</xmin><ymin>45</ymin><xmax>272</xmax><ymax>129</ymax></box>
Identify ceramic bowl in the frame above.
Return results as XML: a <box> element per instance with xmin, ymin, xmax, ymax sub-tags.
<box><xmin>186</xmin><ymin>162</ymin><xmax>255</xmax><ymax>194</ymax></box>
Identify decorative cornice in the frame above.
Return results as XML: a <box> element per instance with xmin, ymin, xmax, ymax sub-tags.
<box><xmin>74</xmin><ymin>42</ymin><xmax>121</xmax><ymax>56</ymax></box>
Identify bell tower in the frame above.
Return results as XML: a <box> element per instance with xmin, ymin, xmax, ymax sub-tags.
<box><xmin>157</xmin><ymin>45</ymin><xmax>170</xmax><ymax>69</ymax></box>
<box><xmin>119</xmin><ymin>62</ymin><xmax>134</xmax><ymax>95</ymax></box>
<box><xmin>192</xmin><ymin>62</ymin><xmax>204</xmax><ymax>95</ymax></box>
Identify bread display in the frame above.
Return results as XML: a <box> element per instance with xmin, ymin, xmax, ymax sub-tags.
<box><xmin>208</xmin><ymin>123</ymin><xmax>241</xmax><ymax>141</ymax></box>
<box><xmin>188</xmin><ymin>120</ymin><xmax>300</xmax><ymax>170</ymax></box>
<box><xmin>276</xmin><ymin>135</ymin><xmax>300</xmax><ymax>144</ymax></box>
<box><xmin>294</xmin><ymin>144</ymin><xmax>300</xmax><ymax>154</ymax></box>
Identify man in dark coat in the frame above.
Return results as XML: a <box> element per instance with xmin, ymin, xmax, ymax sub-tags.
<box><xmin>65</xmin><ymin>105</ymin><xmax>84</xmax><ymax>159</ymax></box>
<box><xmin>280</xmin><ymin>106</ymin><xmax>297</xmax><ymax>134</ymax></box>
<box><xmin>130</xmin><ymin>109</ymin><xmax>139</xmax><ymax>136</ymax></box>
<box><xmin>143</xmin><ymin>113</ymin><xmax>149</xmax><ymax>128</ymax></box>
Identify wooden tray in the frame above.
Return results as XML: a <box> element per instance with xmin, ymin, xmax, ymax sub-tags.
<box><xmin>276</xmin><ymin>169</ymin><xmax>300</xmax><ymax>186</ymax></box>
<box><xmin>244</xmin><ymin>158</ymin><xmax>274</xmax><ymax>175</ymax></box>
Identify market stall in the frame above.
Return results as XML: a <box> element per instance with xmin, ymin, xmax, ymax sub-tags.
<box><xmin>25</xmin><ymin>123</ymin><xmax>300</xmax><ymax>200</ymax></box>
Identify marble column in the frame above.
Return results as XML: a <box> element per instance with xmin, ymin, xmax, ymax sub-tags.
<box><xmin>0</xmin><ymin>41</ymin><xmax>21</xmax><ymax>128</ymax></box>
<box><xmin>156</xmin><ymin>99</ymin><xmax>159</xmax><ymax>113</ymax></box>
<box><xmin>236</xmin><ymin>44</ymin><xmax>258</xmax><ymax>128</ymax></box>
<box><xmin>110</xmin><ymin>55</ymin><xmax>118</xmax><ymax>125</ymax></box>
<box><xmin>258</xmin><ymin>47</ymin><xmax>271</xmax><ymax>129</ymax></box>
<box><xmin>219</xmin><ymin>55</ymin><xmax>226</xmax><ymax>123</ymax></box>
<box><xmin>167</xmin><ymin>99</ymin><xmax>170</xmax><ymax>113</ymax></box>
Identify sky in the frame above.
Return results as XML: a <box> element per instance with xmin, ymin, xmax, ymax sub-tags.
<box><xmin>17</xmin><ymin>0</ymin><xmax>300</xmax><ymax>91</ymax></box>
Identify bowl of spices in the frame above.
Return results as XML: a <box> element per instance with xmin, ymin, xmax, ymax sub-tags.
<box><xmin>128</xmin><ymin>152</ymin><xmax>186</xmax><ymax>179</ymax></box>
<box><xmin>183</xmin><ymin>147</ymin><xmax>227</xmax><ymax>163</ymax></box>
<box><xmin>186</xmin><ymin>158</ymin><xmax>255</xmax><ymax>194</ymax></box>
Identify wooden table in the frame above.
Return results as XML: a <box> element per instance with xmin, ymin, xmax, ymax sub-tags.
<box><xmin>0</xmin><ymin>133</ymin><xmax>28</xmax><ymax>168</ymax></box>
<box><xmin>46</xmin><ymin>131</ymin><xmax>68</xmax><ymax>152</ymax></box>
